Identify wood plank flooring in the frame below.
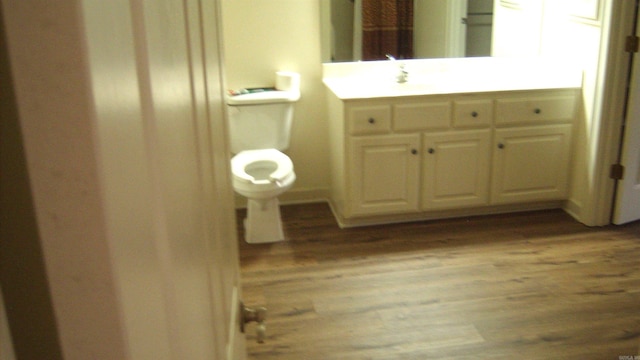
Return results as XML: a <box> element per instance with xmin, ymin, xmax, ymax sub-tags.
<box><xmin>237</xmin><ymin>203</ymin><xmax>640</xmax><ymax>359</ymax></box>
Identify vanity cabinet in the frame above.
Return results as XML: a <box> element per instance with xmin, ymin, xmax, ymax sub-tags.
<box><xmin>327</xmin><ymin>89</ymin><xmax>578</xmax><ymax>226</ymax></box>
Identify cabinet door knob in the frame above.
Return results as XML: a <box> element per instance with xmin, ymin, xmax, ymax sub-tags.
<box><xmin>534</xmin><ymin>108</ymin><xmax>541</xmax><ymax>114</ymax></box>
<box><xmin>368</xmin><ymin>117</ymin><xmax>375</xmax><ymax>124</ymax></box>
<box><xmin>428</xmin><ymin>148</ymin><xmax>435</xmax><ymax>154</ymax></box>
<box><xmin>471</xmin><ymin>111</ymin><xmax>478</xmax><ymax>118</ymax></box>
<box><xmin>498</xmin><ymin>143</ymin><xmax>505</xmax><ymax>149</ymax></box>
<box><xmin>411</xmin><ymin>149</ymin><xmax>418</xmax><ymax>155</ymax></box>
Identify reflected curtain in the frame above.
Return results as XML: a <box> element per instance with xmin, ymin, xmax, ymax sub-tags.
<box><xmin>361</xmin><ymin>0</ymin><xmax>414</xmax><ymax>61</ymax></box>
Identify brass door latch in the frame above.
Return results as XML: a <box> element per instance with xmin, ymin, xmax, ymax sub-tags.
<box><xmin>240</xmin><ymin>302</ymin><xmax>267</xmax><ymax>343</ymax></box>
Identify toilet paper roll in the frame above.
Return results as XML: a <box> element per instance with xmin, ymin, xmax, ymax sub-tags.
<box><xmin>275</xmin><ymin>71</ymin><xmax>300</xmax><ymax>92</ymax></box>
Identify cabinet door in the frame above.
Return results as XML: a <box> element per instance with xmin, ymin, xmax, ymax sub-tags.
<box><xmin>349</xmin><ymin>134</ymin><xmax>421</xmax><ymax>216</ymax></box>
<box><xmin>422</xmin><ymin>130</ymin><xmax>491</xmax><ymax>210</ymax></box>
<box><xmin>491</xmin><ymin>125</ymin><xmax>572</xmax><ymax>204</ymax></box>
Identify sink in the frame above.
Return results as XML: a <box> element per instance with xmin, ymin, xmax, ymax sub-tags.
<box><xmin>323</xmin><ymin>59</ymin><xmax>583</xmax><ymax>100</ymax></box>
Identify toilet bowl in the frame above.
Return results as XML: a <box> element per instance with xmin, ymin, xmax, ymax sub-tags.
<box><xmin>231</xmin><ymin>149</ymin><xmax>295</xmax><ymax>198</ymax></box>
<box><xmin>231</xmin><ymin>149</ymin><xmax>296</xmax><ymax>243</ymax></box>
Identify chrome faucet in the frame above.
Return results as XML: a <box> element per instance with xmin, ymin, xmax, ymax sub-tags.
<box><xmin>386</xmin><ymin>54</ymin><xmax>408</xmax><ymax>83</ymax></box>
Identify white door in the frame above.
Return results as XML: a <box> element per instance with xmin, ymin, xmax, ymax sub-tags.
<box><xmin>199</xmin><ymin>1</ymin><xmax>247</xmax><ymax>358</ymax></box>
<box><xmin>613</xmin><ymin>10</ymin><xmax>640</xmax><ymax>225</ymax></box>
<box><xmin>89</xmin><ymin>0</ymin><xmax>247</xmax><ymax>357</ymax></box>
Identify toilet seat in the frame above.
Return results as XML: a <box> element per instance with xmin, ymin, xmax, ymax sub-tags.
<box><xmin>231</xmin><ymin>149</ymin><xmax>294</xmax><ymax>185</ymax></box>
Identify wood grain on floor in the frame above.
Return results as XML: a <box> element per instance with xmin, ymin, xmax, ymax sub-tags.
<box><xmin>238</xmin><ymin>203</ymin><xmax>640</xmax><ymax>359</ymax></box>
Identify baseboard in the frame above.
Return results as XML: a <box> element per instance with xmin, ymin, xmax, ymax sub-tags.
<box><xmin>562</xmin><ymin>198</ymin><xmax>583</xmax><ymax>224</ymax></box>
<box><xmin>234</xmin><ymin>187</ymin><xmax>330</xmax><ymax>209</ymax></box>
<box><xmin>330</xmin><ymin>201</ymin><xmax>567</xmax><ymax>229</ymax></box>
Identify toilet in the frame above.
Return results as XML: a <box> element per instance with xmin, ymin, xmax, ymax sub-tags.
<box><xmin>227</xmin><ymin>71</ymin><xmax>300</xmax><ymax>244</ymax></box>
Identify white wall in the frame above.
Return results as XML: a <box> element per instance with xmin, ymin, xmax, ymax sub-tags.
<box><xmin>221</xmin><ymin>0</ymin><xmax>330</xmax><ymax>205</ymax></box>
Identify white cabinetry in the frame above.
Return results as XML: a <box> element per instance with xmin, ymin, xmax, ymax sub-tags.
<box><xmin>350</xmin><ymin>134</ymin><xmax>420</xmax><ymax>215</ymax></box>
<box><xmin>422</xmin><ymin>130</ymin><xmax>491</xmax><ymax>209</ymax></box>
<box><xmin>327</xmin><ymin>89</ymin><xmax>578</xmax><ymax>227</ymax></box>
<box><xmin>491</xmin><ymin>93</ymin><xmax>576</xmax><ymax>204</ymax></box>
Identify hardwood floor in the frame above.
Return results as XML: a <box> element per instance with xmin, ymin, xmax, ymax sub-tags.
<box><xmin>237</xmin><ymin>203</ymin><xmax>640</xmax><ymax>359</ymax></box>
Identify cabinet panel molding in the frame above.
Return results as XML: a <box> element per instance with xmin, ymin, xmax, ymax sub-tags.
<box><xmin>348</xmin><ymin>105</ymin><xmax>391</xmax><ymax>135</ymax></box>
<box><xmin>454</xmin><ymin>99</ymin><xmax>494</xmax><ymax>128</ymax></box>
<box><xmin>496</xmin><ymin>95</ymin><xmax>577</xmax><ymax>126</ymax></box>
<box><xmin>422</xmin><ymin>130</ymin><xmax>491</xmax><ymax>210</ymax></box>
<box><xmin>393</xmin><ymin>101</ymin><xmax>451</xmax><ymax>131</ymax></box>
<box><xmin>491</xmin><ymin>124</ymin><xmax>573</xmax><ymax>204</ymax></box>
<box><xmin>348</xmin><ymin>134</ymin><xmax>421</xmax><ymax>216</ymax></box>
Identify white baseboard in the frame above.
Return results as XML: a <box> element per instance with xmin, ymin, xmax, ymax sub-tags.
<box><xmin>233</xmin><ymin>187</ymin><xmax>330</xmax><ymax>209</ymax></box>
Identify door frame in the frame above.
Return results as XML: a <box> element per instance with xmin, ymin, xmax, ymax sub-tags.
<box><xmin>593</xmin><ymin>0</ymin><xmax>640</xmax><ymax>225</ymax></box>
<box><xmin>611</xmin><ymin>0</ymin><xmax>640</xmax><ymax>224</ymax></box>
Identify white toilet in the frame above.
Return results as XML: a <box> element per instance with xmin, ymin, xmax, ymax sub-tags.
<box><xmin>227</xmin><ymin>71</ymin><xmax>300</xmax><ymax>244</ymax></box>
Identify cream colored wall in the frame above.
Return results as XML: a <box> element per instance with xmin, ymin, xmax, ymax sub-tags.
<box><xmin>221</xmin><ymin>0</ymin><xmax>330</xmax><ymax>204</ymax></box>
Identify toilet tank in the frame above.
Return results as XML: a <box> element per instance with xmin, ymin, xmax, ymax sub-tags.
<box><xmin>227</xmin><ymin>101</ymin><xmax>296</xmax><ymax>153</ymax></box>
<box><xmin>226</xmin><ymin>72</ymin><xmax>300</xmax><ymax>153</ymax></box>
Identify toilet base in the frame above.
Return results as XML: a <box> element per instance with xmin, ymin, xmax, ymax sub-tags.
<box><xmin>243</xmin><ymin>197</ymin><xmax>285</xmax><ymax>244</ymax></box>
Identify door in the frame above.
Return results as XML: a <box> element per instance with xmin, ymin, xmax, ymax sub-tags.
<box><xmin>195</xmin><ymin>1</ymin><xmax>247</xmax><ymax>358</ymax></box>
<box><xmin>422</xmin><ymin>130</ymin><xmax>491</xmax><ymax>209</ymax></box>
<box><xmin>613</xmin><ymin>8</ymin><xmax>640</xmax><ymax>225</ymax></box>
<box><xmin>349</xmin><ymin>135</ymin><xmax>421</xmax><ymax>216</ymax></box>
<box><xmin>86</xmin><ymin>0</ymin><xmax>247</xmax><ymax>358</ymax></box>
<box><xmin>491</xmin><ymin>125</ymin><xmax>572</xmax><ymax>204</ymax></box>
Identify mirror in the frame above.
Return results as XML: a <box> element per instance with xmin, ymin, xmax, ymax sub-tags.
<box><xmin>321</xmin><ymin>0</ymin><xmax>495</xmax><ymax>62</ymax></box>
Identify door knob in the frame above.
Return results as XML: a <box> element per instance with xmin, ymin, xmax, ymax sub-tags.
<box><xmin>240</xmin><ymin>302</ymin><xmax>267</xmax><ymax>343</ymax></box>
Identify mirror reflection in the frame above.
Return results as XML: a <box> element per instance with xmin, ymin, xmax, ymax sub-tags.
<box><xmin>322</xmin><ymin>0</ymin><xmax>494</xmax><ymax>62</ymax></box>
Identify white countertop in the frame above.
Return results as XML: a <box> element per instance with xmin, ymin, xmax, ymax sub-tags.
<box><xmin>323</xmin><ymin>57</ymin><xmax>583</xmax><ymax>100</ymax></box>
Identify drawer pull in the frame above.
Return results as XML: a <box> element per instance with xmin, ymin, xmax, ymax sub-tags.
<box><xmin>427</xmin><ymin>148</ymin><xmax>435</xmax><ymax>154</ymax></box>
<box><xmin>368</xmin><ymin>118</ymin><xmax>375</xmax><ymax>124</ymax></box>
<box><xmin>498</xmin><ymin>143</ymin><xmax>505</xmax><ymax>149</ymax></box>
<box><xmin>534</xmin><ymin>108</ymin><xmax>541</xmax><ymax>114</ymax></box>
<box><xmin>471</xmin><ymin>111</ymin><xmax>478</xmax><ymax>118</ymax></box>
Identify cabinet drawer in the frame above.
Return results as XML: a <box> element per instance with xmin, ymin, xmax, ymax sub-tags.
<box><xmin>454</xmin><ymin>99</ymin><xmax>493</xmax><ymax>128</ymax></box>
<box><xmin>348</xmin><ymin>105</ymin><xmax>391</xmax><ymax>135</ymax></box>
<box><xmin>393</xmin><ymin>101</ymin><xmax>451</xmax><ymax>131</ymax></box>
<box><xmin>495</xmin><ymin>95</ymin><xmax>577</xmax><ymax>125</ymax></box>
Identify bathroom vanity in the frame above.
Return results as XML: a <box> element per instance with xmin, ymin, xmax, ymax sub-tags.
<box><xmin>324</xmin><ymin>58</ymin><xmax>582</xmax><ymax>227</ymax></box>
